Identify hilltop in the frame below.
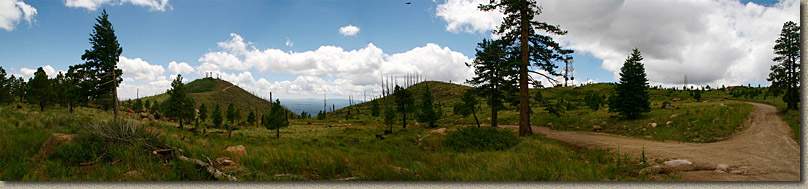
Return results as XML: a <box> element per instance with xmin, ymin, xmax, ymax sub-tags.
<box><xmin>126</xmin><ymin>78</ymin><xmax>298</xmax><ymax>120</ymax></box>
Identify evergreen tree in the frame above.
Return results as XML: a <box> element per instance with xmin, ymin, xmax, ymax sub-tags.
<box><xmin>466</xmin><ymin>39</ymin><xmax>518</xmax><ymax>128</ymax></box>
<box><xmin>144</xmin><ymin>100</ymin><xmax>151</xmax><ymax>111</ymax></box>
<box><xmin>166</xmin><ymin>74</ymin><xmax>195</xmax><ymax>129</ymax></box>
<box><xmin>480</xmin><ymin>0</ymin><xmax>573</xmax><ymax>136</ymax></box>
<box><xmin>78</xmin><ymin>10</ymin><xmax>124</xmax><ymax>117</ymax></box>
<box><xmin>134</xmin><ymin>98</ymin><xmax>143</xmax><ymax>112</ymax></box>
<box><xmin>0</xmin><ymin>67</ymin><xmax>11</xmax><ymax>104</ymax></box>
<box><xmin>584</xmin><ymin>92</ymin><xmax>603</xmax><ymax>111</ymax></box>
<box><xmin>235</xmin><ymin>109</ymin><xmax>242</xmax><ymax>123</ymax></box>
<box><xmin>767</xmin><ymin>21</ymin><xmax>800</xmax><ymax>110</ymax></box>
<box><xmin>543</xmin><ymin>98</ymin><xmax>565</xmax><ymax>118</ymax></box>
<box><xmin>226</xmin><ymin>103</ymin><xmax>235</xmax><ymax>124</ymax></box>
<box><xmin>383</xmin><ymin>106</ymin><xmax>396</xmax><ymax>133</ymax></box>
<box><xmin>199</xmin><ymin>103</ymin><xmax>208</xmax><ymax>122</ymax></box>
<box><xmin>417</xmin><ymin>84</ymin><xmax>439</xmax><ymax>128</ymax></box>
<box><xmin>14</xmin><ymin>76</ymin><xmax>26</xmax><ymax>102</ymax></box>
<box><xmin>453</xmin><ymin>89</ymin><xmax>480</xmax><ymax>127</ymax></box>
<box><xmin>317</xmin><ymin>110</ymin><xmax>325</xmax><ymax>120</ymax></box>
<box><xmin>212</xmin><ymin>104</ymin><xmax>223</xmax><ymax>128</ymax></box>
<box><xmin>609</xmin><ymin>48</ymin><xmax>650</xmax><ymax>119</ymax></box>
<box><xmin>247</xmin><ymin>110</ymin><xmax>256</xmax><ymax>126</ymax></box>
<box><xmin>393</xmin><ymin>85</ymin><xmax>413</xmax><ymax>129</ymax></box>
<box><xmin>264</xmin><ymin>99</ymin><xmax>289</xmax><ymax>139</ymax></box>
<box><xmin>370</xmin><ymin>100</ymin><xmax>380</xmax><ymax>117</ymax></box>
<box><xmin>28</xmin><ymin>67</ymin><xmax>52</xmax><ymax>111</ymax></box>
<box><xmin>694</xmin><ymin>89</ymin><xmax>702</xmax><ymax>102</ymax></box>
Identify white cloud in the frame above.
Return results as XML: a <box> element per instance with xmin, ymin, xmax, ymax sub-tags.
<box><xmin>192</xmin><ymin>33</ymin><xmax>474</xmax><ymax>99</ymax></box>
<box><xmin>0</xmin><ymin>0</ymin><xmax>37</xmax><ymax>31</ymax></box>
<box><xmin>118</xmin><ymin>56</ymin><xmax>165</xmax><ymax>82</ymax></box>
<box><xmin>285</xmin><ymin>37</ymin><xmax>294</xmax><ymax>47</ymax></box>
<box><xmin>168</xmin><ymin>61</ymin><xmax>194</xmax><ymax>74</ymax></box>
<box><xmin>435</xmin><ymin>0</ymin><xmax>800</xmax><ymax>87</ymax></box>
<box><xmin>64</xmin><ymin>0</ymin><xmax>172</xmax><ymax>11</ymax></box>
<box><xmin>338</xmin><ymin>25</ymin><xmax>360</xmax><ymax>36</ymax></box>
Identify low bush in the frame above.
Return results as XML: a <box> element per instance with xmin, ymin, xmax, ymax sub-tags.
<box><xmin>53</xmin><ymin>134</ymin><xmax>106</xmax><ymax>164</ymax></box>
<box><xmin>443</xmin><ymin>127</ymin><xmax>520</xmax><ymax>152</ymax></box>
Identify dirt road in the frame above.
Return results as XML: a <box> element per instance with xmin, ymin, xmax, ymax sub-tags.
<box><xmin>503</xmin><ymin>102</ymin><xmax>800</xmax><ymax>181</ymax></box>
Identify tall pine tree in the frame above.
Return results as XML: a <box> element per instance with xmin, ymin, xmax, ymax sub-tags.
<box><xmin>28</xmin><ymin>67</ymin><xmax>51</xmax><ymax>111</ymax></box>
<box><xmin>166</xmin><ymin>74</ymin><xmax>195</xmax><ymax>128</ymax></box>
<box><xmin>767</xmin><ymin>21</ymin><xmax>800</xmax><ymax>110</ymax></box>
<box><xmin>393</xmin><ymin>85</ymin><xmax>413</xmax><ymax>129</ymax></box>
<box><xmin>480</xmin><ymin>0</ymin><xmax>573</xmax><ymax>136</ymax></box>
<box><xmin>466</xmin><ymin>39</ymin><xmax>518</xmax><ymax>127</ymax></box>
<box><xmin>417</xmin><ymin>84</ymin><xmax>439</xmax><ymax>128</ymax></box>
<box><xmin>79</xmin><ymin>10</ymin><xmax>123</xmax><ymax>118</ymax></box>
<box><xmin>609</xmin><ymin>48</ymin><xmax>650</xmax><ymax>119</ymax></box>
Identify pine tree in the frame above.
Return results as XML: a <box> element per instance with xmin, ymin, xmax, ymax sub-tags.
<box><xmin>767</xmin><ymin>21</ymin><xmax>800</xmax><ymax>110</ymax></box>
<box><xmin>417</xmin><ymin>84</ymin><xmax>439</xmax><ymax>128</ymax></box>
<box><xmin>393</xmin><ymin>85</ymin><xmax>413</xmax><ymax>129</ymax></box>
<box><xmin>134</xmin><ymin>98</ymin><xmax>143</xmax><ymax>112</ymax></box>
<box><xmin>226</xmin><ymin>103</ymin><xmax>235</xmax><ymax>124</ymax></box>
<box><xmin>694</xmin><ymin>89</ymin><xmax>702</xmax><ymax>102</ymax></box>
<box><xmin>78</xmin><ymin>10</ymin><xmax>123</xmax><ymax>118</ymax></box>
<box><xmin>466</xmin><ymin>39</ymin><xmax>518</xmax><ymax>128</ymax></box>
<box><xmin>166</xmin><ymin>74</ymin><xmax>195</xmax><ymax>129</ymax></box>
<box><xmin>28</xmin><ymin>67</ymin><xmax>51</xmax><ymax>111</ymax></box>
<box><xmin>0</xmin><ymin>67</ymin><xmax>11</xmax><ymax>104</ymax></box>
<box><xmin>247</xmin><ymin>110</ymin><xmax>256</xmax><ymax>126</ymax></box>
<box><xmin>480</xmin><ymin>0</ymin><xmax>573</xmax><ymax>136</ymax></box>
<box><xmin>212</xmin><ymin>104</ymin><xmax>223</xmax><ymax>128</ymax></box>
<box><xmin>609</xmin><ymin>48</ymin><xmax>650</xmax><ymax>119</ymax></box>
<box><xmin>264</xmin><ymin>99</ymin><xmax>289</xmax><ymax>139</ymax></box>
<box><xmin>199</xmin><ymin>103</ymin><xmax>208</xmax><ymax>122</ymax></box>
<box><xmin>453</xmin><ymin>89</ymin><xmax>480</xmax><ymax>127</ymax></box>
<box><xmin>370</xmin><ymin>99</ymin><xmax>380</xmax><ymax>117</ymax></box>
<box><xmin>383</xmin><ymin>106</ymin><xmax>396</xmax><ymax>133</ymax></box>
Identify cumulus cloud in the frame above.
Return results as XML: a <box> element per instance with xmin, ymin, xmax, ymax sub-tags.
<box><xmin>194</xmin><ymin>33</ymin><xmax>473</xmax><ymax>99</ymax></box>
<box><xmin>15</xmin><ymin>65</ymin><xmax>59</xmax><ymax>79</ymax></box>
<box><xmin>435</xmin><ymin>0</ymin><xmax>799</xmax><ymax>87</ymax></box>
<box><xmin>64</xmin><ymin>0</ymin><xmax>172</xmax><ymax>11</ymax></box>
<box><xmin>168</xmin><ymin>61</ymin><xmax>194</xmax><ymax>74</ymax></box>
<box><xmin>338</xmin><ymin>25</ymin><xmax>360</xmax><ymax>36</ymax></box>
<box><xmin>118</xmin><ymin>56</ymin><xmax>165</xmax><ymax>82</ymax></box>
<box><xmin>0</xmin><ymin>0</ymin><xmax>37</xmax><ymax>31</ymax></box>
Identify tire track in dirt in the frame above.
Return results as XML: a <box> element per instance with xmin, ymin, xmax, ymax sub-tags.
<box><xmin>502</xmin><ymin>102</ymin><xmax>799</xmax><ymax>181</ymax></box>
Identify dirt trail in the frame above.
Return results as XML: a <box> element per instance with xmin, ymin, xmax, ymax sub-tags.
<box><xmin>502</xmin><ymin>102</ymin><xmax>800</xmax><ymax>181</ymax></box>
<box><xmin>221</xmin><ymin>85</ymin><xmax>235</xmax><ymax>92</ymax></box>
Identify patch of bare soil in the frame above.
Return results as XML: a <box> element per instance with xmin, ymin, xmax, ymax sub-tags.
<box><xmin>502</xmin><ymin>102</ymin><xmax>799</xmax><ymax>181</ymax></box>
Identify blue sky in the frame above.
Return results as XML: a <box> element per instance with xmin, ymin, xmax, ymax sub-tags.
<box><xmin>0</xmin><ymin>0</ymin><xmax>798</xmax><ymax>100</ymax></box>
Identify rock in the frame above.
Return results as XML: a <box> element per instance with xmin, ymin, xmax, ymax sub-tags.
<box><xmin>601</xmin><ymin>121</ymin><xmax>607</xmax><ymax>125</ymax></box>
<box><xmin>37</xmin><ymin>133</ymin><xmax>75</xmax><ymax>157</ymax></box>
<box><xmin>224</xmin><ymin>145</ymin><xmax>247</xmax><ymax>158</ymax></box>
<box><xmin>716</xmin><ymin>164</ymin><xmax>730</xmax><ymax>172</ymax></box>
<box><xmin>672</xmin><ymin>98</ymin><xmax>681</xmax><ymax>102</ymax></box>
<box><xmin>648</xmin><ymin>123</ymin><xmax>657</xmax><ymax>128</ymax></box>
<box><xmin>127</xmin><ymin>109</ymin><xmax>135</xmax><ymax>113</ymax></box>
<box><xmin>669</xmin><ymin>114</ymin><xmax>679</xmax><ymax>119</ymax></box>
<box><xmin>140</xmin><ymin>112</ymin><xmax>149</xmax><ymax>119</ymax></box>
<box><xmin>663</xmin><ymin>159</ymin><xmax>692</xmax><ymax>167</ymax></box>
<box><xmin>592</xmin><ymin>125</ymin><xmax>602</xmax><ymax>131</ymax></box>
<box><xmin>430</xmin><ymin>128</ymin><xmax>447</xmax><ymax>135</ymax></box>
<box><xmin>720</xmin><ymin>103</ymin><xmax>727</xmax><ymax>107</ymax></box>
<box><xmin>666</xmin><ymin>121</ymin><xmax>672</xmax><ymax>126</ymax></box>
<box><xmin>547</xmin><ymin>122</ymin><xmax>553</xmax><ymax>127</ymax></box>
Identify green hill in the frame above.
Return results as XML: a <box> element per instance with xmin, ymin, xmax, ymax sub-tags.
<box><xmin>124</xmin><ymin>78</ymin><xmax>298</xmax><ymax>122</ymax></box>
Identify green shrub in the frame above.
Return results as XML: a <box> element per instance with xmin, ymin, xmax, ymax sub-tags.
<box><xmin>443</xmin><ymin>127</ymin><xmax>520</xmax><ymax>152</ymax></box>
<box><xmin>53</xmin><ymin>134</ymin><xmax>106</xmax><ymax>164</ymax></box>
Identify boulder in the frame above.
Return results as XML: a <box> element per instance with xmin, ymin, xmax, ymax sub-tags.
<box><xmin>648</xmin><ymin>123</ymin><xmax>657</xmax><ymax>128</ymax></box>
<box><xmin>666</xmin><ymin>121</ymin><xmax>672</xmax><ymax>126</ymax></box>
<box><xmin>592</xmin><ymin>125</ymin><xmax>602</xmax><ymax>132</ymax></box>
<box><xmin>140</xmin><ymin>112</ymin><xmax>149</xmax><ymax>119</ymax></box>
<box><xmin>224</xmin><ymin>145</ymin><xmax>247</xmax><ymax>158</ymax></box>
<box><xmin>720</xmin><ymin>103</ymin><xmax>727</xmax><ymax>107</ymax></box>
<box><xmin>600</xmin><ymin>121</ymin><xmax>607</xmax><ymax>125</ymax></box>
<box><xmin>37</xmin><ymin>133</ymin><xmax>75</xmax><ymax>157</ymax></box>
<box><xmin>430</xmin><ymin>128</ymin><xmax>447</xmax><ymax>135</ymax></box>
<box><xmin>669</xmin><ymin>114</ymin><xmax>679</xmax><ymax>119</ymax></box>
<box><xmin>716</xmin><ymin>164</ymin><xmax>730</xmax><ymax>172</ymax></box>
<box><xmin>663</xmin><ymin>159</ymin><xmax>692</xmax><ymax>167</ymax></box>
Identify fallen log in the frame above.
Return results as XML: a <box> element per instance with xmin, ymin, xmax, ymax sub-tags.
<box><xmin>179</xmin><ymin>155</ymin><xmax>238</xmax><ymax>181</ymax></box>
